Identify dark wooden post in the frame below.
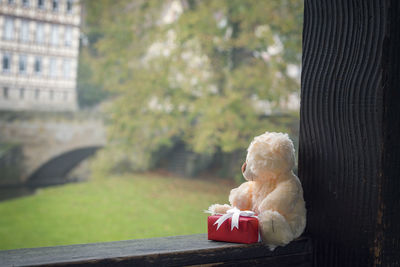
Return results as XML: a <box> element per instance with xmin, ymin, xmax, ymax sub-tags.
<box><xmin>299</xmin><ymin>0</ymin><xmax>400</xmax><ymax>266</ymax></box>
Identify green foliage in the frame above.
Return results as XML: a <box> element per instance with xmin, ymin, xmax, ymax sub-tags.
<box><xmin>76</xmin><ymin>50</ymin><xmax>108</xmax><ymax>108</ymax></box>
<box><xmin>0</xmin><ymin>173</ymin><xmax>232</xmax><ymax>250</ymax></box>
<box><xmin>84</xmin><ymin>0</ymin><xmax>303</xmax><ymax>173</ymax></box>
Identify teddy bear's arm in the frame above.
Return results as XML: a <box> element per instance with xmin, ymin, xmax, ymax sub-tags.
<box><xmin>258</xmin><ymin>179</ymin><xmax>300</xmax><ymax>215</ymax></box>
<box><xmin>208</xmin><ymin>203</ymin><xmax>231</xmax><ymax>214</ymax></box>
<box><xmin>228</xmin><ymin>182</ymin><xmax>253</xmax><ymax>210</ymax></box>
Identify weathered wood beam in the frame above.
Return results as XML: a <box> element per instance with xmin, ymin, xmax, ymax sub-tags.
<box><xmin>0</xmin><ymin>234</ymin><xmax>311</xmax><ymax>266</ymax></box>
<box><xmin>299</xmin><ymin>0</ymin><xmax>400</xmax><ymax>266</ymax></box>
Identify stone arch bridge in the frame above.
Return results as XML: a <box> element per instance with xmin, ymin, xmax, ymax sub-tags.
<box><xmin>0</xmin><ymin>112</ymin><xmax>106</xmax><ymax>187</ymax></box>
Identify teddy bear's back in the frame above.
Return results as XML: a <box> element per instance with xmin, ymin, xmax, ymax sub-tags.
<box><xmin>268</xmin><ymin>173</ymin><xmax>306</xmax><ymax>237</ymax></box>
<box><xmin>251</xmin><ymin>172</ymin><xmax>306</xmax><ymax>237</ymax></box>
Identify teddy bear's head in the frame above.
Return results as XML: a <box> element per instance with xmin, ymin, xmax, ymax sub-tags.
<box><xmin>242</xmin><ymin>132</ymin><xmax>295</xmax><ymax>181</ymax></box>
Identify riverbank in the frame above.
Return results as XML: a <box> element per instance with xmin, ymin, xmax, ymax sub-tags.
<box><xmin>0</xmin><ymin>173</ymin><xmax>235</xmax><ymax>250</ymax></box>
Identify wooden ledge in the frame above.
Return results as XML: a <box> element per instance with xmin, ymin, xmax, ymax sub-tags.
<box><xmin>0</xmin><ymin>234</ymin><xmax>312</xmax><ymax>266</ymax></box>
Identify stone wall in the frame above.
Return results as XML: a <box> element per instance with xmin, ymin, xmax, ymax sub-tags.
<box><xmin>0</xmin><ymin>143</ymin><xmax>23</xmax><ymax>185</ymax></box>
<box><xmin>0</xmin><ymin>111</ymin><xmax>105</xmax><ymax>185</ymax></box>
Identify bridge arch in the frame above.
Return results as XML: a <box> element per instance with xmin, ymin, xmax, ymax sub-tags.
<box><xmin>27</xmin><ymin>146</ymin><xmax>102</xmax><ymax>186</ymax></box>
<box><xmin>0</xmin><ymin>113</ymin><xmax>106</xmax><ymax>186</ymax></box>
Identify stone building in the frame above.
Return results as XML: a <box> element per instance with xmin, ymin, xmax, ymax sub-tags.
<box><xmin>0</xmin><ymin>0</ymin><xmax>80</xmax><ymax>111</ymax></box>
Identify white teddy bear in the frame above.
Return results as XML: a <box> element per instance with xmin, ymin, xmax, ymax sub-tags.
<box><xmin>209</xmin><ymin>132</ymin><xmax>306</xmax><ymax>250</ymax></box>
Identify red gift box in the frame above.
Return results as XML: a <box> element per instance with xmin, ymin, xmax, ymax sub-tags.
<box><xmin>207</xmin><ymin>215</ymin><xmax>259</xmax><ymax>244</ymax></box>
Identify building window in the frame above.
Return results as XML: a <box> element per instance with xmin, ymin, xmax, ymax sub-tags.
<box><xmin>49</xmin><ymin>90</ymin><xmax>54</xmax><ymax>100</ymax></box>
<box><xmin>66</xmin><ymin>0</ymin><xmax>72</xmax><ymax>13</ymax></box>
<box><xmin>51</xmin><ymin>25</ymin><xmax>58</xmax><ymax>46</ymax></box>
<box><xmin>34</xmin><ymin>57</ymin><xmax>42</xmax><ymax>75</ymax></box>
<box><xmin>20</xmin><ymin>88</ymin><xmax>25</xmax><ymax>99</ymax></box>
<box><xmin>35</xmin><ymin>89</ymin><xmax>40</xmax><ymax>99</ymax></box>
<box><xmin>52</xmin><ymin>0</ymin><xmax>58</xmax><ymax>11</ymax></box>
<box><xmin>36</xmin><ymin>23</ymin><xmax>44</xmax><ymax>44</ymax></box>
<box><xmin>3</xmin><ymin>87</ymin><xmax>9</xmax><ymax>99</ymax></box>
<box><xmin>49</xmin><ymin>58</ymin><xmax>57</xmax><ymax>77</ymax></box>
<box><xmin>64</xmin><ymin>27</ymin><xmax>72</xmax><ymax>46</ymax></box>
<box><xmin>8</xmin><ymin>0</ymin><xmax>15</xmax><ymax>4</ymax></box>
<box><xmin>63</xmin><ymin>59</ymin><xmax>71</xmax><ymax>78</ymax></box>
<box><xmin>20</xmin><ymin>20</ymin><xmax>29</xmax><ymax>42</ymax></box>
<box><xmin>4</xmin><ymin>17</ymin><xmax>14</xmax><ymax>40</ymax></box>
<box><xmin>2</xmin><ymin>54</ymin><xmax>11</xmax><ymax>72</ymax></box>
<box><xmin>63</xmin><ymin>91</ymin><xmax>68</xmax><ymax>101</ymax></box>
<box><xmin>22</xmin><ymin>0</ymin><xmax>29</xmax><ymax>7</ymax></box>
<box><xmin>19</xmin><ymin>55</ymin><xmax>27</xmax><ymax>74</ymax></box>
<box><xmin>37</xmin><ymin>0</ymin><xmax>44</xmax><ymax>9</ymax></box>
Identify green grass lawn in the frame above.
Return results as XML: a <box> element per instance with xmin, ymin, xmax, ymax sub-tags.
<box><xmin>0</xmin><ymin>173</ymin><xmax>234</xmax><ymax>250</ymax></box>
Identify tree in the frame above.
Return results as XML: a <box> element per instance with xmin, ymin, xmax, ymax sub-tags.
<box><xmin>84</xmin><ymin>0</ymin><xmax>303</xmax><ymax>174</ymax></box>
<box><xmin>76</xmin><ymin>49</ymin><xmax>108</xmax><ymax>108</ymax></box>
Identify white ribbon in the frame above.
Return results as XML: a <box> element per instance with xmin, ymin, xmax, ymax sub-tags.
<box><xmin>206</xmin><ymin>207</ymin><xmax>258</xmax><ymax>231</ymax></box>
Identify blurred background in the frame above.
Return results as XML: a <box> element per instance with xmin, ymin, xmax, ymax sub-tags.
<box><xmin>0</xmin><ymin>0</ymin><xmax>303</xmax><ymax>250</ymax></box>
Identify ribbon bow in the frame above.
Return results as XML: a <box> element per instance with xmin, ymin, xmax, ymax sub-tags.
<box><xmin>212</xmin><ymin>207</ymin><xmax>257</xmax><ymax>231</ymax></box>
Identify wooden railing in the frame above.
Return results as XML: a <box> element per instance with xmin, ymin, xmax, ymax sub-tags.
<box><xmin>0</xmin><ymin>234</ymin><xmax>311</xmax><ymax>266</ymax></box>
